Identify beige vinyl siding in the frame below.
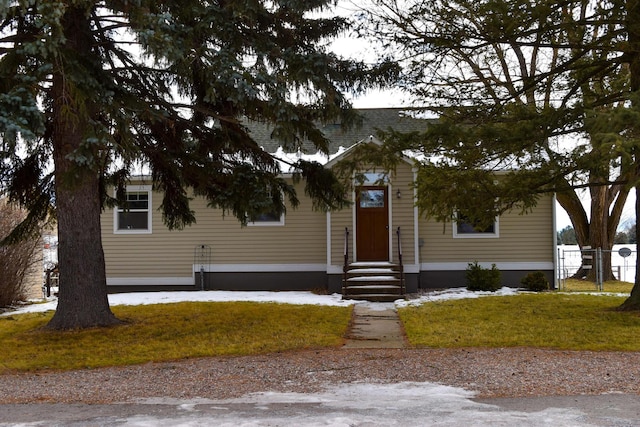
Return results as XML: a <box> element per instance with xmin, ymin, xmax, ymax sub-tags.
<box><xmin>329</xmin><ymin>202</ymin><xmax>353</xmax><ymax>267</ymax></box>
<box><xmin>23</xmin><ymin>243</ymin><xmax>44</xmax><ymax>299</ymax></box>
<box><xmin>389</xmin><ymin>162</ymin><xmax>416</xmax><ymax>265</ymax></box>
<box><xmin>419</xmin><ymin>195</ymin><xmax>554</xmax><ymax>263</ymax></box>
<box><xmin>101</xmin><ymin>180</ymin><xmax>327</xmax><ymax>278</ymax></box>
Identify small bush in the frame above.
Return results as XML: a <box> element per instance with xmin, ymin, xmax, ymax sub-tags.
<box><xmin>466</xmin><ymin>261</ymin><xmax>501</xmax><ymax>292</ymax></box>
<box><xmin>0</xmin><ymin>200</ymin><xmax>42</xmax><ymax>307</ymax></box>
<box><xmin>521</xmin><ymin>271</ymin><xmax>550</xmax><ymax>292</ymax></box>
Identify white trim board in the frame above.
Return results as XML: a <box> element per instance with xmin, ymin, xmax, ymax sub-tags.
<box><xmin>107</xmin><ymin>277</ymin><xmax>193</xmax><ymax>286</ymax></box>
<box><xmin>421</xmin><ymin>262</ymin><xmax>554</xmax><ymax>271</ymax></box>
<box><xmin>194</xmin><ymin>264</ymin><xmax>328</xmax><ymax>273</ymax></box>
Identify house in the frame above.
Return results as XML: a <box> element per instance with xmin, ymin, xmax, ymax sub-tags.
<box><xmin>100</xmin><ymin>108</ymin><xmax>557</xmax><ymax>298</ymax></box>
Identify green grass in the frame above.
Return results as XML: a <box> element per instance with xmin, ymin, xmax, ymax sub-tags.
<box><xmin>5</xmin><ymin>291</ymin><xmax>640</xmax><ymax>373</ymax></box>
<box><xmin>560</xmin><ymin>278</ymin><xmax>633</xmax><ymax>293</ymax></box>
<box><xmin>399</xmin><ymin>293</ymin><xmax>640</xmax><ymax>351</ymax></box>
<box><xmin>0</xmin><ymin>301</ymin><xmax>352</xmax><ymax>372</ymax></box>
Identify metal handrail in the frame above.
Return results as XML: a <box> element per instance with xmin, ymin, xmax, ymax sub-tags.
<box><xmin>396</xmin><ymin>226</ymin><xmax>403</xmax><ymax>264</ymax></box>
<box><xmin>343</xmin><ymin>227</ymin><xmax>349</xmax><ymax>294</ymax></box>
<box><xmin>396</xmin><ymin>226</ymin><xmax>405</xmax><ymax>294</ymax></box>
<box><xmin>344</xmin><ymin>227</ymin><xmax>349</xmax><ymax>265</ymax></box>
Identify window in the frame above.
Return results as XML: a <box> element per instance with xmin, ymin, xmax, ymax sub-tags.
<box><xmin>363</xmin><ymin>172</ymin><xmax>388</xmax><ymax>185</ymax></box>
<box><xmin>248</xmin><ymin>210</ymin><xmax>285</xmax><ymax>226</ymax></box>
<box><xmin>453</xmin><ymin>211</ymin><xmax>499</xmax><ymax>238</ymax></box>
<box><xmin>247</xmin><ymin>188</ymin><xmax>286</xmax><ymax>227</ymax></box>
<box><xmin>114</xmin><ymin>186</ymin><xmax>152</xmax><ymax>234</ymax></box>
<box><xmin>359</xmin><ymin>189</ymin><xmax>386</xmax><ymax>208</ymax></box>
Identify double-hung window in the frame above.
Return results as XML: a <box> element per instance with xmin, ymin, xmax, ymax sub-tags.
<box><xmin>114</xmin><ymin>186</ymin><xmax>152</xmax><ymax>234</ymax></box>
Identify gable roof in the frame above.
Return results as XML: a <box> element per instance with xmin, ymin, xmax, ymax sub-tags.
<box><xmin>126</xmin><ymin>109</ymin><xmax>432</xmax><ymax>178</ymax></box>
<box><xmin>246</xmin><ymin>108</ymin><xmax>433</xmax><ymax>155</ymax></box>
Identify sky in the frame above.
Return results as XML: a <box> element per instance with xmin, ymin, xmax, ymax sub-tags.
<box><xmin>2</xmin><ymin>289</ymin><xmax>634</xmax><ymax>426</ymax></box>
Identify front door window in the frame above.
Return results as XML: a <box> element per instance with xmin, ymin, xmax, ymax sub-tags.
<box><xmin>359</xmin><ymin>189</ymin><xmax>385</xmax><ymax>208</ymax></box>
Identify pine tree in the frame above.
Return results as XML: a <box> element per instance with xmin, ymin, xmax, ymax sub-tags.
<box><xmin>0</xmin><ymin>0</ymin><xmax>394</xmax><ymax>329</ymax></box>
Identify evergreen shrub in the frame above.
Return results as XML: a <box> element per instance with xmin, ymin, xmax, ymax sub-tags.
<box><xmin>465</xmin><ymin>261</ymin><xmax>501</xmax><ymax>292</ymax></box>
<box><xmin>521</xmin><ymin>271</ymin><xmax>550</xmax><ymax>292</ymax></box>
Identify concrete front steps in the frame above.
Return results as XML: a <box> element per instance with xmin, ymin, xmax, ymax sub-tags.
<box><xmin>342</xmin><ymin>262</ymin><xmax>405</xmax><ymax>302</ymax></box>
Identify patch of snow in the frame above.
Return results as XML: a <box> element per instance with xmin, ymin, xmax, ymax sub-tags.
<box><xmin>3</xmin><ymin>286</ymin><xmax>628</xmax><ymax>317</ymax></box>
<box><xmin>129</xmin><ymin>382</ymin><xmax>597</xmax><ymax>427</ymax></box>
<box><xmin>395</xmin><ymin>287</ymin><xmax>522</xmax><ymax>308</ymax></box>
<box><xmin>0</xmin><ymin>291</ymin><xmax>355</xmax><ymax>317</ymax></box>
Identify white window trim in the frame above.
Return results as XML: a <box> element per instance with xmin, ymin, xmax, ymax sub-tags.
<box><xmin>453</xmin><ymin>211</ymin><xmax>499</xmax><ymax>239</ymax></box>
<box><xmin>113</xmin><ymin>185</ymin><xmax>153</xmax><ymax>234</ymax></box>
<box><xmin>247</xmin><ymin>212</ymin><xmax>285</xmax><ymax>227</ymax></box>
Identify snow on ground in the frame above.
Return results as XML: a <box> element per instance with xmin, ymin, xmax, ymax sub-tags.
<box><xmin>0</xmin><ymin>382</ymin><xmax>618</xmax><ymax>426</ymax></box>
<box><xmin>2</xmin><ymin>288</ymin><xmax>635</xmax><ymax>426</ymax></box>
<box><xmin>0</xmin><ymin>290</ymin><xmax>354</xmax><ymax>317</ymax></box>
<box><xmin>124</xmin><ymin>382</ymin><xmax>601</xmax><ymax>427</ymax></box>
<box><xmin>2</xmin><ymin>287</ymin><xmax>528</xmax><ymax>317</ymax></box>
<box><xmin>4</xmin><ymin>286</ymin><xmax>624</xmax><ymax>317</ymax></box>
<box><xmin>395</xmin><ymin>286</ymin><xmax>522</xmax><ymax>308</ymax></box>
<box><xmin>4</xmin><ymin>285</ymin><xmax>631</xmax><ymax>318</ymax></box>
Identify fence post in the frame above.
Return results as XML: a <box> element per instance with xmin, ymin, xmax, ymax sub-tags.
<box><xmin>557</xmin><ymin>247</ymin><xmax>564</xmax><ymax>290</ymax></box>
<box><xmin>596</xmin><ymin>248</ymin><xmax>603</xmax><ymax>291</ymax></box>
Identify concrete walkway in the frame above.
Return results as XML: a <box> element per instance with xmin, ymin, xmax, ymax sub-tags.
<box><xmin>342</xmin><ymin>302</ymin><xmax>406</xmax><ymax>349</ymax></box>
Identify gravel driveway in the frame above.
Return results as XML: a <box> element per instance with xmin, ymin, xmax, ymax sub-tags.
<box><xmin>1</xmin><ymin>347</ymin><xmax>639</xmax><ymax>404</ymax></box>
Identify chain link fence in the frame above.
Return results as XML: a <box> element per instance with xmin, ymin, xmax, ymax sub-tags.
<box><xmin>557</xmin><ymin>245</ymin><xmax>637</xmax><ymax>290</ymax></box>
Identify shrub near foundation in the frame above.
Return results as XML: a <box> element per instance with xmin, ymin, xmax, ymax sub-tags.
<box><xmin>465</xmin><ymin>261</ymin><xmax>501</xmax><ymax>292</ymax></box>
<box><xmin>521</xmin><ymin>271</ymin><xmax>550</xmax><ymax>292</ymax></box>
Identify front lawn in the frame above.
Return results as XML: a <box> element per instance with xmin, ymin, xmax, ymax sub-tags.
<box><xmin>0</xmin><ymin>301</ymin><xmax>352</xmax><ymax>372</ymax></box>
<box><xmin>399</xmin><ymin>293</ymin><xmax>640</xmax><ymax>351</ymax></box>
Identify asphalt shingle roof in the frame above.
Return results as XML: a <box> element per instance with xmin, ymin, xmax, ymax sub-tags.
<box><xmin>246</xmin><ymin>108</ymin><xmax>433</xmax><ymax>155</ymax></box>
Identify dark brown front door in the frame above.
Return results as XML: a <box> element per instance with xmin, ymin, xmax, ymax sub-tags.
<box><xmin>356</xmin><ymin>186</ymin><xmax>389</xmax><ymax>261</ymax></box>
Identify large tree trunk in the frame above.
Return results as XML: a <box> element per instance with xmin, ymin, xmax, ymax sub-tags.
<box><xmin>45</xmin><ymin>5</ymin><xmax>120</xmax><ymax>329</ymax></box>
<box><xmin>585</xmin><ymin>185</ymin><xmax>613</xmax><ymax>281</ymax></box>
<box><xmin>617</xmin><ymin>186</ymin><xmax>640</xmax><ymax>310</ymax></box>
<box><xmin>618</xmin><ymin>0</ymin><xmax>640</xmax><ymax>310</ymax></box>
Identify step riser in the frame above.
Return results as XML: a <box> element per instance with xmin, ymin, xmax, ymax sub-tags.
<box><xmin>345</xmin><ymin>288</ymin><xmax>403</xmax><ymax>296</ymax></box>
<box><xmin>346</xmin><ymin>263</ymin><xmax>401</xmax><ymax>269</ymax></box>
<box><xmin>346</xmin><ymin>272</ymin><xmax>402</xmax><ymax>278</ymax></box>
<box><xmin>346</xmin><ymin>285</ymin><xmax>402</xmax><ymax>291</ymax></box>
<box><xmin>342</xmin><ymin>295</ymin><xmax>402</xmax><ymax>302</ymax></box>
<box><xmin>346</xmin><ymin>278</ymin><xmax>402</xmax><ymax>283</ymax></box>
